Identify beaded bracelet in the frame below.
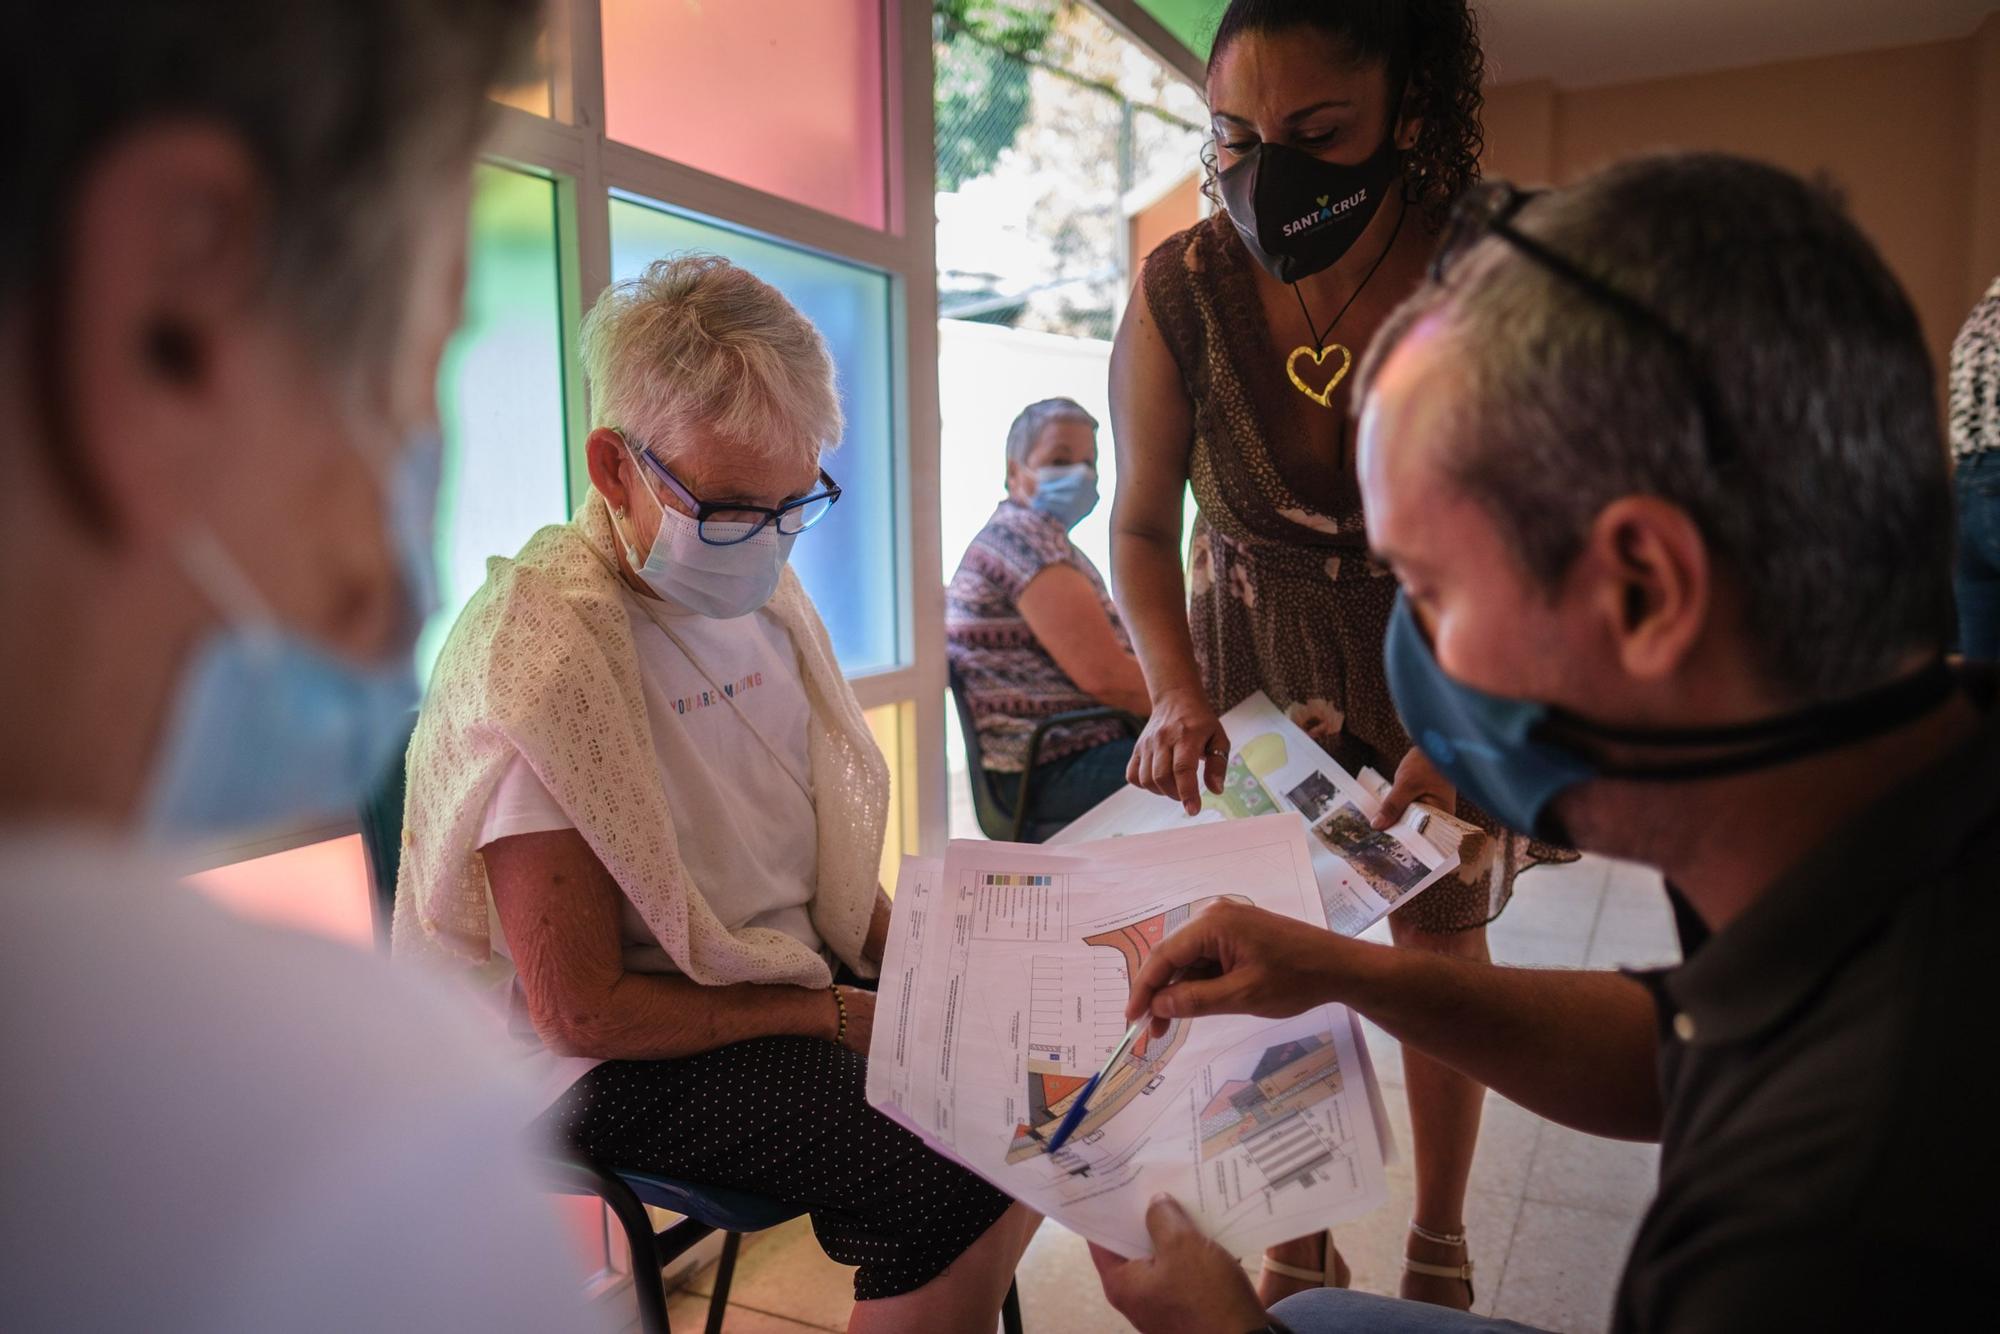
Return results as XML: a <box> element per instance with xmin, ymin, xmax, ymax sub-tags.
<box><xmin>829</xmin><ymin>985</ymin><xmax>849</xmax><ymax>1046</ymax></box>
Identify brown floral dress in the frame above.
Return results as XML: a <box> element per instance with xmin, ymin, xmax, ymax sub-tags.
<box><xmin>1144</xmin><ymin>214</ymin><xmax>1566</xmax><ymax>932</ymax></box>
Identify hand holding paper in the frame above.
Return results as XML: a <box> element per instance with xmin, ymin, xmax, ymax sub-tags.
<box><xmin>1060</xmin><ymin>692</ymin><xmax>1462</xmax><ymax>936</ymax></box>
<box><xmin>1373</xmin><ymin>743</ymin><xmax>1457</xmax><ymax>829</ymax></box>
<box><xmin>866</xmin><ymin>816</ymin><xmax>1394</xmax><ymax>1258</ymax></box>
<box><xmin>1088</xmin><ymin>1196</ymin><xmax>1269</xmax><ymax>1334</ymax></box>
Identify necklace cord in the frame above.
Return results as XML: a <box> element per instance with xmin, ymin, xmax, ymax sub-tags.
<box><xmin>1291</xmin><ymin>189</ymin><xmax>1410</xmax><ymax>350</ymax></box>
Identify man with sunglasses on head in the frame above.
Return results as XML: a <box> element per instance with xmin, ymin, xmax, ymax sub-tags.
<box><xmin>1088</xmin><ymin>152</ymin><xmax>1994</xmax><ymax>1334</ymax></box>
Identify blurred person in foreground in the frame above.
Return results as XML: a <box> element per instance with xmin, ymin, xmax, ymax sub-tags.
<box><xmin>1091</xmin><ymin>153</ymin><xmax>1994</xmax><ymax>1333</ymax></box>
<box><xmin>947</xmin><ymin>397</ymin><xmax>1148</xmax><ymax>841</ymax></box>
<box><xmin>0</xmin><ymin>3</ymin><xmax>602</xmax><ymax>1330</ymax></box>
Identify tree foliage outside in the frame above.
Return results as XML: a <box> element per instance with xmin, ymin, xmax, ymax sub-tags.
<box><xmin>934</xmin><ymin>1</ymin><xmax>1059</xmax><ymax>193</ymax></box>
<box><xmin>934</xmin><ymin>1</ymin><xmax>1206</xmax><ymax>339</ymax></box>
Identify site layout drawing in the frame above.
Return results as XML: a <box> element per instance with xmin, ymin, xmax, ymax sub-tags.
<box><xmin>1052</xmin><ymin>693</ymin><xmax>1463</xmax><ymax>935</ymax></box>
<box><xmin>868</xmin><ymin>817</ymin><xmax>1393</xmax><ymax>1258</ymax></box>
<box><xmin>1004</xmin><ymin>894</ymin><xmax>1243</xmax><ymax>1163</ymax></box>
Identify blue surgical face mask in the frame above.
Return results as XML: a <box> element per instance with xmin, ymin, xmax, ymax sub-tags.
<box><xmin>1028</xmin><ymin>463</ymin><xmax>1098</xmax><ymax>529</ymax></box>
<box><xmin>620</xmin><ymin>443</ymin><xmax>796</xmax><ymax>619</ymax></box>
<box><xmin>141</xmin><ymin>429</ymin><xmax>442</xmax><ymax>843</ymax></box>
<box><xmin>1383</xmin><ymin>591</ymin><xmax>1957</xmax><ymax>843</ymax></box>
<box><xmin>1382</xmin><ymin>593</ymin><xmax>1596</xmax><ymax>840</ymax></box>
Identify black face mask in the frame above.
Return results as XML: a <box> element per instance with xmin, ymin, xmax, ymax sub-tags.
<box><xmin>1218</xmin><ymin>135</ymin><xmax>1401</xmax><ymax>284</ymax></box>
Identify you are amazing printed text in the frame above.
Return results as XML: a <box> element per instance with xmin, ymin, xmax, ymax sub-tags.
<box><xmin>670</xmin><ymin>671</ymin><xmax>766</xmax><ymax>716</ymax></box>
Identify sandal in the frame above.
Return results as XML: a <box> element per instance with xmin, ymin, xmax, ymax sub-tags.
<box><xmin>1260</xmin><ymin>1230</ymin><xmax>1351</xmax><ymax>1291</ymax></box>
<box><xmin>1403</xmin><ymin>1221</ymin><xmax>1475</xmax><ymax>1307</ymax></box>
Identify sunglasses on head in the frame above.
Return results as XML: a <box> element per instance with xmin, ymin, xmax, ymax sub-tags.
<box><xmin>1431</xmin><ymin>180</ymin><xmax>1740</xmax><ymax>472</ymax></box>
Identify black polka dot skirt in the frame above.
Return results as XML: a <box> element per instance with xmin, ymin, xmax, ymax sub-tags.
<box><xmin>537</xmin><ymin>1035</ymin><xmax>1016</xmax><ymax>1301</ymax></box>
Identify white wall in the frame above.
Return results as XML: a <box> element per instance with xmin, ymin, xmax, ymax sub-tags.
<box><xmin>937</xmin><ymin>318</ymin><xmax>1119</xmax><ymax>582</ymax></box>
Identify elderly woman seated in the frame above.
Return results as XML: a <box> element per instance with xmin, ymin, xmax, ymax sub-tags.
<box><xmin>947</xmin><ymin>398</ymin><xmax>1150</xmax><ymax>839</ymax></box>
<box><xmin>396</xmin><ymin>253</ymin><xmax>1035</xmax><ymax>1330</ymax></box>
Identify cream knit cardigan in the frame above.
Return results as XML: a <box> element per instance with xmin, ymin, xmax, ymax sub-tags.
<box><xmin>392</xmin><ymin>492</ymin><xmax>886</xmax><ymax>987</ymax></box>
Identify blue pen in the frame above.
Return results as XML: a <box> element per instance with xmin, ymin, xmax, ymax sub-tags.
<box><xmin>1040</xmin><ymin>1016</ymin><xmax>1152</xmax><ymax>1152</ymax></box>
<box><xmin>1045</xmin><ymin>969</ymin><xmax>1183</xmax><ymax>1154</ymax></box>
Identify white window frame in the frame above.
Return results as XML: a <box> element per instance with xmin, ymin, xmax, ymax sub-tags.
<box><xmin>494</xmin><ymin>0</ymin><xmax>949</xmax><ymax>854</ymax></box>
<box><xmin>186</xmin><ymin>0</ymin><xmax>1203</xmax><ymax>870</ymax></box>
<box><xmin>1084</xmin><ymin>0</ymin><xmax>1205</xmax><ymax>86</ymax></box>
<box><xmin>192</xmin><ymin>0</ymin><xmax>947</xmax><ymax>873</ymax></box>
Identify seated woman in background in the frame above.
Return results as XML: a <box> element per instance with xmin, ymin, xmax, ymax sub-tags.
<box><xmin>395</xmin><ymin>253</ymin><xmax>1036</xmax><ymax>1332</ymax></box>
<box><xmin>946</xmin><ymin>398</ymin><xmax>1150</xmax><ymax>840</ymax></box>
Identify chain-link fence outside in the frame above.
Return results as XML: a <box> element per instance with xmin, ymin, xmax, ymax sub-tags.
<box><xmin>935</xmin><ymin>0</ymin><xmax>1206</xmax><ymax>339</ymax></box>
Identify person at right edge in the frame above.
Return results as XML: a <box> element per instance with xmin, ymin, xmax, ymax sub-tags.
<box><xmin>1092</xmin><ymin>154</ymin><xmax>1994</xmax><ymax>1333</ymax></box>
<box><xmin>1109</xmin><ymin>0</ymin><xmax>1563</xmax><ymax>1307</ymax></box>
<box><xmin>1950</xmin><ymin>274</ymin><xmax>2000</xmax><ymax>658</ymax></box>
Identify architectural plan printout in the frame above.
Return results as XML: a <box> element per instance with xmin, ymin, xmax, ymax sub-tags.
<box><xmin>867</xmin><ymin>816</ymin><xmax>1396</xmax><ymax>1258</ymax></box>
<box><xmin>1054</xmin><ymin>692</ymin><xmax>1462</xmax><ymax>936</ymax></box>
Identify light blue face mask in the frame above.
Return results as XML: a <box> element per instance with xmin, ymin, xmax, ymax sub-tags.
<box><xmin>141</xmin><ymin>430</ymin><xmax>442</xmax><ymax>842</ymax></box>
<box><xmin>1029</xmin><ymin>463</ymin><xmax>1098</xmax><ymax>529</ymax></box>
<box><xmin>619</xmin><ymin>442</ymin><xmax>797</xmax><ymax>619</ymax></box>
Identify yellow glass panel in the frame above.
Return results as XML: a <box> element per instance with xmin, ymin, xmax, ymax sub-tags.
<box><xmin>491</xmin><ymin>28</ymin><xmax>554</xmax><ymax>116</ymax></box>
<box><xmin>865</xmin><ymin>700</ymin><xmax>920</xmax><ymax>894</ymax></box>
<box><xmin>494</xmin><ymin>81</ymin><xmax>553</xmax><ymax>117</ymax></box>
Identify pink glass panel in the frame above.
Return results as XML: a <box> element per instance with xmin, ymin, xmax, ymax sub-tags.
<box><xmin>188</xmin><ymin>834</ymin><xmax>374</xmax><ymax>949</ymax></box>
<box><xmin>601</xmin><ymin>0</ymin><xmax>887</xmax><ymax>228</ymax></box>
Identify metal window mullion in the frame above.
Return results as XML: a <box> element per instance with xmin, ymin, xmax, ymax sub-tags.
<box><xmin>847</xmin><ymin>665</ymin><xmax>923</xmax><ymax>712</ymax></box>
<box><xmin>559</xmin><ymin>0</ymin><xmax>613</xmax><ymax>505</ymax></box>
<box><xmin>1081</xmin><ymin>0</ymin><xmax>1205</xmax><ymax>86</ymax></box>
<box><xmin>890</xmin><ymin>0</ymin><xmax>948</xmax><ymax>856</ymax></box>
<box><xmin>598</xmin><ymin>142</ymin><xmax>923</xmax><ymax>276</ymax></box>
<box><xmin>486</xmin><ymin>108</ymin><xmax>590</xmax><ymax>178</ymax></box>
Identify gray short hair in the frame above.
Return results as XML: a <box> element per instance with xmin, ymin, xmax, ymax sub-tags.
<box><xmin>1</xmin><ymin>0</ymin><xmax>540</xmax><ymax>366</ymax></box>
<box><xmin>580</xmin><ymin>253</ymin><xmax>842</xmax><ymax>475</ymax></box>
<box><xmin>1005</xmin><ymin>397</ymin><xmax>1099</xmax><ymax>464</ymax></box>
<box><xmin>1358</xmin><ymin>153</ymin><xmax>1953</xmax><ymax>701</ymax></box>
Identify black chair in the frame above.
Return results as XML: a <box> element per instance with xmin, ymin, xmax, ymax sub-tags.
<box><xmin>947</xmin><ymin>662</ymin><xmax>1143</xmax><ymax>842</ymax></box>
<box><xmin>358</xmin><ymin>721</ymin><xmax>1024</xmax><ymax>1334</ymax></box>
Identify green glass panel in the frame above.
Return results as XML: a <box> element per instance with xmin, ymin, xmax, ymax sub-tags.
<box><xmin>424</xmin><ymin>165</ymin><xmax>571</xmax><ymax>677</ymax></box>
<box><xmin>1137</xmin><ymin>0</ymin><xmax>1218</xmax><ymax>57</ymax></box>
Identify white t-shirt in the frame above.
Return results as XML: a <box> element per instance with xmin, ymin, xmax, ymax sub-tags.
<box><xmin>476</xmin><ymin>583</ymin><xmax>823</xmax><ymax>1101</ymax></box>
<box><xmin>0</xmin><ymin>832</ymin><xmax>606</xmax><ymax>1334</ymax></box>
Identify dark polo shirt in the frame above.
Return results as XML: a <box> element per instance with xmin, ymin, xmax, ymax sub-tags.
<box><xmin>1611</xmin><ymin>684</ymin><xmax>2000</xmax><ymax>1331</ymax></box>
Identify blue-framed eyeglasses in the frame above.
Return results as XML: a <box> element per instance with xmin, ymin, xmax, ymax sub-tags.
<box><xmin>1431</xmin><ymin>181</ymin><xmax>1740</xmax><ymax>472</ymax></box>
<box><xmin>628</xmin><ymin>437</ymin><xmax>842</xmax><ymax>547</ymax></box>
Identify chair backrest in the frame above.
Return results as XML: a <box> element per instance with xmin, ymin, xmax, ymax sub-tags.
<box><xmin>357</xmin><ymin>713</ymin><xmax>420</xmax><ymax>955</ymax></box>
<box><xmin>945</xmin><ymin>661</ymin><xmax>1017</xmax><ymax>841</ymax></box>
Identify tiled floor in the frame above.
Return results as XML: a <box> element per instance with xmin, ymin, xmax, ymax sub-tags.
<box><xmin>655</xmin><ymin>856</ymin><xmax>1676</xmax><ymax>1334</ymax></box>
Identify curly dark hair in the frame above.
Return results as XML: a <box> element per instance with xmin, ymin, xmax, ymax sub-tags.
<box><xmin>1201</xmin><ymin>0</ymin><xmax>1485</xmax><ymax>231</ymax></box>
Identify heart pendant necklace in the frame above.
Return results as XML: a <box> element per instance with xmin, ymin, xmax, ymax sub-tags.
<box><xmin>1286</xmin><ymin>192</ymin><xmax>1408</xmax><ymax>408</ymax></box>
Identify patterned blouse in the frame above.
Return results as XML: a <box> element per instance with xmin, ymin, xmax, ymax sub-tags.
<box><xmin>1952</xmin><ymin>276</ymin><xmax>2000</xmax><ymax>458</ymax></box>
<box><xmin>947</xmin><ymin>501</ymin><xmax>1133</xmax><ymax>773</ymax></box>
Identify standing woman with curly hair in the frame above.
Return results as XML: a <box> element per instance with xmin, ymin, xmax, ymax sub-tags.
<box><xmin>1109</xmin><ymin>0</ymin><xmax>1557</xmax><ymax>1309</ymax></box>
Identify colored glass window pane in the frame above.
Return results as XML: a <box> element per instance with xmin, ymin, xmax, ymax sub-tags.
<box><xmin>866</xmin><ymin>701</ymin><xmax>920</xmax><ymax>892</ymax></box>
<box><xmin>425</xmin><ymin>164</ymin><xmax>572</xmax><ymax>675</ymax></box>
<box><xmin>609</xmin><ymin>196</ymin><xmax>901</xmax><ymax>675</ymax></box>
<box><xmin>600</xmin><ymin>0</ymin><xmax>888</xmax><ymax>228</ymax></box>
<box><xmin>188</xmin><ymin>835</ymin><xmax>374</xmax><ymax>949</ymax></box>
<box><xmin>1136</xmin><ymin>0</ymin><xmax>1217</xmax><ymax>56</ymax></box>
